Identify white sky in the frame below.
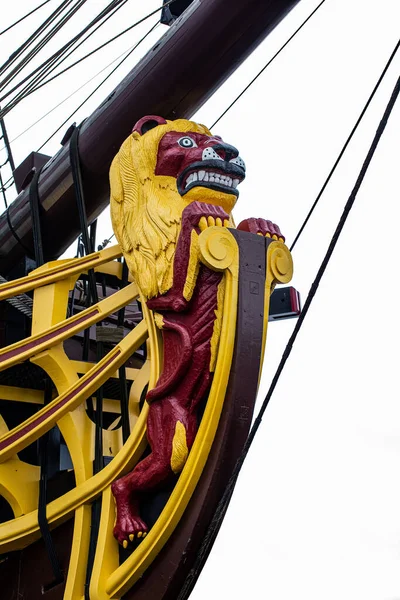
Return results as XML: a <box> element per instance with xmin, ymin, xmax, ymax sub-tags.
<box><xmin>1</xmin><ymin>1</ymin><xmax>400</xmax><ymax>599</ymax></box>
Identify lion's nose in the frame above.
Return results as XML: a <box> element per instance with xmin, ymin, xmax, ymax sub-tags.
<box><xmin>211</xmin><ymin>143</ymin><xmax>239</xmax><ymax>162</ymax></box>
<box><xmin>202</xmin><ymin>143</ymin><xmax>239</xmax><ymax>162</ymax></box>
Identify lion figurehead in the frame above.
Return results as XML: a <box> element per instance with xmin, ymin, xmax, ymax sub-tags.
<box><xmin>110</xmin><ymin>115</ymin><xmax>246</xmax><ymax>299</ymax></box>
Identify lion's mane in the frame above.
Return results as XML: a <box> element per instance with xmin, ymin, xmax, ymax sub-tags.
<box><xmin>110</xmin><ymin>118</ymin><xmax>212</xmax><ymax>300</ymax></box>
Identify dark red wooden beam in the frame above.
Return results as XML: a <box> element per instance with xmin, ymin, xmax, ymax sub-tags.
<box><xmin>0</xmin><ymin>0</ymin><xmax>300</xmax><ymax>274</ymax></box>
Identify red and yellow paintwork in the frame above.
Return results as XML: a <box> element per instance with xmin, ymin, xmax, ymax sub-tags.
<box><xmin>0</xmin><ymin>117</ymin><xmax>293</xmax><ymax>599</ymax></box>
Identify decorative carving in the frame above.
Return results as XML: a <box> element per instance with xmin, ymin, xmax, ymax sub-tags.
<box><xmin>110</xmin><ymin>116</ymin><xmax>284</xmax><ymax>546</ymax></box>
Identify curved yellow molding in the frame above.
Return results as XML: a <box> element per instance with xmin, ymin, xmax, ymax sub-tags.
<box><xmin>0</xmin><ymin>245</ymin><xmax>122</xmax><ymax>301</ymax></box>
<box><xmin>259</xmin><ymin>240</ymin><xmax>294</xmax><ymax>381</ymax></box>
<box><xmin>0</xmin><ymin>327</ymin><xmax>150</xmax><ymax>554</ymax></box>
<box><xmin>0</xmin><ymin>321</ymin><xmax>148</xmax><ymax>464</ymax></box>
<box><xmin>0</xmin><ymin>283</ymin><xmax>138</xmax><ymax>373</ymax></box>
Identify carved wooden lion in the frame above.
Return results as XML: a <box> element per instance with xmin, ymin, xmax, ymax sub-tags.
<box><xmin>110</xmin><ymin>115</ymin><xmax>283</xmax><ymax>546</ymax></box>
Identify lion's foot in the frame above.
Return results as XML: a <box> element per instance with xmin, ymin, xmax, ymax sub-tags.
<box><xmin>182</xmin><ymin>201</ymin><xmax>230</xmax><ymax>230</ymax></box>
<box><xmin>113</xmin><ymin>511</ymin><xmax>148</xmax><ymax>548</ymax></box>
<box><xmin>237</xmin><ymin>217</ymin><xmax>285</xmax><ymax>242</ymax></box>
<box><xmin>112</xmin><ymin>481</ymin><xmax>148</xmax><ymax>547</ymax></box>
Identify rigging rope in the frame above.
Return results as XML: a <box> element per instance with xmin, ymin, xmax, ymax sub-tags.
<box><xmin>0</xmin><ymin>0</ymin><xmax>129</xmax><ymax>105</ymax></box>
<box><xmin>0</xmin><ymin>0</ymin><xmax>86</xmax><ymax>87</ymax></box>
<box><xmin>0</xmin><ymin>0</ymin><xmax>74</xmax><ymax>76</ymax></box>
<box><xmin>0</xmin><ymin>0</ymin><xmax>123</xmax><ymax>102</ymax></box>
<box><xmin>29</xmin><ymin>169</ymin><xmax>64</xmax><ymax>588</ymax></box>
<box><xmin>0</xmin><ymin>0</ymin><xmax>54</xmax><ymax>37</ymax></box>
<box><xmin>289</xmin><ymin>37</ymin><xmax>400</xmax><ymax>251</ymax></box>
<box><xmin>210</xmin><ymin>0</ymin><xmax>328</xmax><ymax>129</ymax></box>
<box><xmin>36</xmin><ymin>21</ymin><xmax>159</xmax><ymax>151</ymax></box>
<box><xmin>178</xmin><ymin>71</ymin><xmax>400</xmax><ymax>600</ymax></box>
<box><xmin>0</xmin><ymin>0</ymin><xmax>177</xmax><ymax>119</ymax></box>
<box><xmin>0</xmin><ymin>26</ymin><xmax>158</xmax><ymax>155</ymax></box>
<box><xmin>15</xmin><ymin>0</ymin><xmax>131</xmax><ymax>109</ymax></box>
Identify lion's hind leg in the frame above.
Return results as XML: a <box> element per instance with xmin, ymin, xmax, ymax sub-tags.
<box><xmin>112</xmin><ymin>400</ymin><xmax>196</xmax><ymax>546</ymax></box>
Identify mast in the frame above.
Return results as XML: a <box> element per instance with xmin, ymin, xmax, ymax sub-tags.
<box><xmin>0</xmin><ymin>0</ymin><xmax>300</xmax><ymax>274</ymax></box>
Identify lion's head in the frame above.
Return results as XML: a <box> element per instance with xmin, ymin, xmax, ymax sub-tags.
<box><xmin>110</xmin><ymin>115</ymin><xmax>245</xmax><ymax>299</ymax></box>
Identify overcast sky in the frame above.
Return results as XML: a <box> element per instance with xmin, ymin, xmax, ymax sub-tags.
<box><xmin>1</xmin><ymin>1</ymin><xmax>400</xmax><ymax>599</ymax></box>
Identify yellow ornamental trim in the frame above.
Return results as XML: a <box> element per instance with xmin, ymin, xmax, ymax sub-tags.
<box><xmin>209</xmin><ymin>276</ymin><xmax>226</xmax><ymax>372</ymax></box>
<box><xmin>170</xmin><ymin>421</ymin><xmax>189</xmax><ymax>474</ymax></box>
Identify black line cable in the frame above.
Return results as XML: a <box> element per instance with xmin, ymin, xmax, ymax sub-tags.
<box><xmin>0</xmin><ymin>170</ymin><xmax>8</xmax><ymax>209</ymax></box>
<box><xmin>0</xmin><ymin>1</ymin><xmax>54</xmax><ymax>36</ymax></box>
<box><xmin>118</xmin><ymin>260</ymin><xmax>130</xmax><ymax>444</ymax></box>
<box><xmin>0</xmin><ymin>0</ymin><xmax>78</xmax><ymax>79</ymax></box>
<box><xmin>210</xmin><ymin>0</ymin><xmax>327</xmax><ymax>129</ymax></box>
<box><xmin>0</xmin><ymin>0</ymin><xmax>75</xmax><ymax>76</ymax></box>
<box><xmin>0</xmin><ymin>32</ymin><xmax>150</xmax><ymax>153</ymax></box>
<box><xmin>0</xmin><ymin>174</ymin><xmax>14</xmax><ymax>190</ymax></box>
<box><xmin>289</xmin><ymin>37</ymin><xmax>400</xmax><ymax>251</ymax></box>
<box><xmin>38</xmin><ymin>381</ymin><xmax>64</xmax><ymax>590</ymax></box>
<box><xmin>31</xmin><ymin>174</ymin><xmax>64</xmax><ymax>588</ymax></box>
<box><xmin>0</xmin><ymin>0</ymin><xmax>177</xmax><ymax>118</ymax></box>
<box><xmin>0</xmin><ymin>0</ymin><xmax>90</xmax><ymax>97</ymax></box>
<box><xmin>0</xmin><ymin>1</ymin><xmax>87</xmax><ymax>118</ymax></box>
<box><xmin>0</xmin><ymin>0</ymin><xmax>128</xmax><ymax>105</ymax></box>
<box><xmin>37</xmin><ymin>21</ymin><xmax>158</xmax><ymax>151</ymax></box>
<box><xmin>178</xmin><ymin>72</ymin><xmax>400</xmax><ymax>600</ymax></box>
<box><xmin>29</xmin><ymin>168</ymin><xmax>45</xmax><ymax>266</ymax></box>
<box><xmin>17</xmin><ymin>0</ymin><xmax>130</xmax><ymax>104</ymax></box>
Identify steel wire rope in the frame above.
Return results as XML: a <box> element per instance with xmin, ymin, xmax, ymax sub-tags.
<box><xmin>0</xmin><ymin>0</ymin><xmax>87</xmax><ymax>126</ymax></box>
<box><xmin>0</xmin><ymin>35</ymin><xmax>155</xmax><ymax>203</ymax></box>
<box><xmin>0</xmin><ymin>0</ymin><xmax>117</xmax><ymax>98</ymax></box>
<box><xmin>0</xmin><ymin>0</ymin><xmax>54</xmax><ymax>37</ymax></box>
<box><xmin>0</xmin><ymin>174</ymin><xmax>14</xmax><ymax>190</ymax></box>
<box><xmin>289</xmin><ymin>37</ymin><xmax>400</xmax><ymax>251</ymax></box>
<box><xmin>0</xmin><ymin>28</ymin><xmax>158</xmax><ymax>153</ymax></box>
<box><xmin>210</xmin><ymin>0</ymin><xmax>327</xmax><ymax>129</ymax></box>
<box><xmin>15</xmin><ymin>0</ymin><xmax>130</xmax><ymax>104</ymax></box>
<box><xmin>0</xmin><ymin>0</ymin><xmax>178</xmax><ymax>119</ymax></box>
<box><xmin>177</xmin><ymin>72</ymin><xmax>400</xmax><ymax>600</ymax></box>
<box><xmin>36</xmin><ymin>21</ymin><xmax>159</xmax><ymax>151</ymax></box>
<box><xmin>0</xmin><ymin>0</ymin><xmax>75</xmax><ymax>76</ymax></box>
<box><xmin>0</xmin><ymin>0</ymin><xmax>129</xmax><ymax>106</ymax></box>
<box><xmin>0</xmin><ymin>0</ymin><xmax>86</xmax><ymax>88</ymax></box>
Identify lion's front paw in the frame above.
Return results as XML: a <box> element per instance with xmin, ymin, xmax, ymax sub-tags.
<box><xmin>237</xmin><ymin>217</ymin><xmax>285</xmax><ymax>242</ymax></box>
<box><xmin>182</xmin><ymin>201</ymin><xmax>230</xmax><ymax>230</ymax></box>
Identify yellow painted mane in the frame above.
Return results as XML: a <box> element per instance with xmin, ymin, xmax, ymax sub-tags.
<box><xmin>110</xmin><ymin>119</ymin><xmax>212</xmax><ymax>299</ymax></box>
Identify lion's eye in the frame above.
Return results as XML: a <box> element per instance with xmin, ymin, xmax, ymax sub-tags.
<box><xmin>178</xmin><ymin>137</ymin><xmax>197</xmax><ymax>148</ymax></box>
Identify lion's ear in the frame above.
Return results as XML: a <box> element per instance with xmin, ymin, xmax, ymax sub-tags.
<box><xmin>132</xmin><ymin>115</ymin><xmax>167</xmax><ymax>136</ymax></box>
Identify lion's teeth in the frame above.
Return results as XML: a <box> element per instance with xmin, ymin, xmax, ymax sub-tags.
<box><xmin>186</xmin><ymin>169</ymin><xmax>240</xmax><ymax>190</ymax></box>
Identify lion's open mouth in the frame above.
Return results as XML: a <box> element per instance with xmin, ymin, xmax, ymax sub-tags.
<box><xmin>177</xmin><ymin>160</ymin><xmax>245</xmax><ymax>198</ymax></box>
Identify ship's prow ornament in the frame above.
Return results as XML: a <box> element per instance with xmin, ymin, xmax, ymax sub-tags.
<box><xmin>0</xmin><ymin>116</ymin><xmax>293</xmax><ymax>600</ymax></box>
<box><xmin>109</xmin><ymin>115</ymin><xmax>286</xmax><ymax>545</ymax></box>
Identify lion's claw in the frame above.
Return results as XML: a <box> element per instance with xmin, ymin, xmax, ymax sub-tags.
<box><xmin>237</xmin><ymin>217</ymin><xmax>285</xmax><ymax>242</ymax></box>
<box><xmin>113</xmin><ymin>511</ymin><xmax>148</xmax><ymax>547</ymax></box>
<box><xmin>199</xmin><ymin>214</ymin><xmax>229</xmax><ymax>231</ymax></box>
<box><xmin>182</xmin><ymin>201</ymin><xmax>229</xmax><ymax>230</ymax></box>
